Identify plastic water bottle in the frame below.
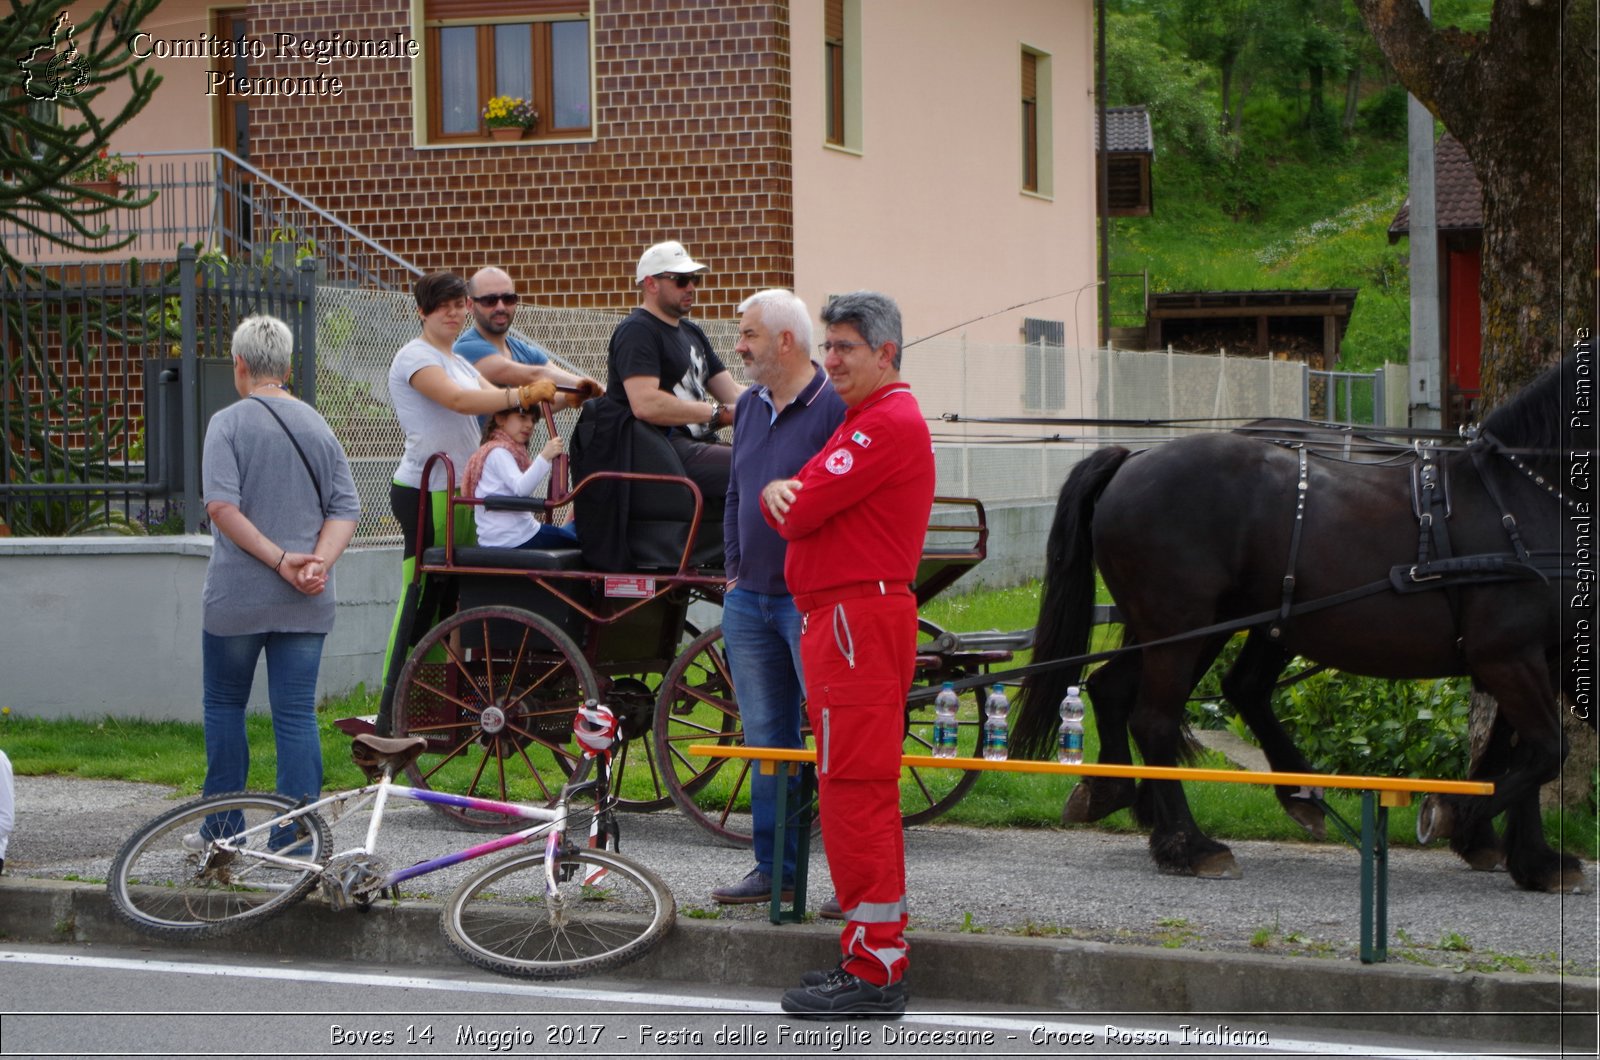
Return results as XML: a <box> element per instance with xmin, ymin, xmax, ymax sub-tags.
<box><xmin>982</xmin><ymin>684</ymin><xmax>1010</xmax><ymax>761</ymax></box>
<box><xmin>932</xmin><ymin>682</ymin><xmax>960</xmax><ymax>758</ymax></box>
<box><xmin>1058</xmin><ymin>685</ymin><xmax>1085</xmax><ymax>765</ymax></box>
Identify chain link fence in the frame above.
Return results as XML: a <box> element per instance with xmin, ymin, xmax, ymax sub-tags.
<box><xmin>312</xmin><ymin>298</ymin><xmax>1314</xmax><ymax>545</ymax></box>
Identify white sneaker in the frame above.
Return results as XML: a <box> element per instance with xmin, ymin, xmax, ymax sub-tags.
<box><xmin>181</xmin><ymin>832</ymin><xmax>206</xmax><ymax>851</ymax></box>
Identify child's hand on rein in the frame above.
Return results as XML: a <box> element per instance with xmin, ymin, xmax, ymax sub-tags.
<box><xmin>541</xmin><ymin>436</ymin><xmax>565</xmax><ymax>461</ymax></box>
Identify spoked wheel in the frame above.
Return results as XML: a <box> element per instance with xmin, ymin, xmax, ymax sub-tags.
<box><xmin>651</xmin><ymin>625</ymin><xmax>765</xmax><ymax>846</ymax></box>
<box><xmin>655</xmin><ymin>624</ymin><xmax>982</xmax><ymax>845</ymax></box>
<box><xmin>393</xmin><ymin>606</ymin><xmax>600</xmax><ymax>830</ymax></box>
<box><xmin>442</xmin><ymin>847</ymin><xmax>676</xmax><ymax>981</ymax></box>
<box><xmin>107</xmin><ymin>792</ymin><xmax>331</xmax><ymax>940</ymax></box>
<box><xmin>899</xmin><ymin>618</ymin><xmax>986</xmax><ymax>825</ymax></box>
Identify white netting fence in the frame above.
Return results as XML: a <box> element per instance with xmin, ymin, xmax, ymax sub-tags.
<box><xmin>310</xmin><ymin>287</ymin><xmax>1310</xmax><ymax>546</ymax></box>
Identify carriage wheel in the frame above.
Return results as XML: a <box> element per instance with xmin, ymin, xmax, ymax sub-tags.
<box><xmin>654</xmin><ymin>624</ymin><xmax>981</xmax><ymax>845</ymax></box>
<box><xmin>898</xmin><ymin>619</ymin><xmax>983</xmax><ymax>825</ymax></box>
<box><xmin>393</xmin><ymin>605</ymin><xmax>600</xmax><ymax>830</ymax></box>
<box><xmin>650</xmin><ymin>625</ymin><xmax>767</xmax><ymax>846</ymax></box>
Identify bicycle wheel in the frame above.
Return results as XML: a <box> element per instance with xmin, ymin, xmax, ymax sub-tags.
<box><xmin>107</xmin><ymin>792</ymin><xmax>330</xmax><ymax>940</ymax></box>
<box><xmin>443</xmin><ymin>847</ymin><xmax>675</xmax><ymax>981</ymax></box>
<box><xmin>393</xmin><ymin>606</ymin><xmax>601</xmax><ymax>829</ymax></box>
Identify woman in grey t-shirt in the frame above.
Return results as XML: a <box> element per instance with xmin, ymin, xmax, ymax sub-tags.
<box><xmin>380</xmin><ymin>272</ymin><xmax>556</xmax><ymax>693</ymax></box>
<box><xmin>200</xmin><ymin>315</ymin><xmax>360</xmax><ymax>808</ymax></box>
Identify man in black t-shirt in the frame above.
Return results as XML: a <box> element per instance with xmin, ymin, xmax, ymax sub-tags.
<box><xmin>605</xmin><ymin>240</ymin><xmax>745</xmax><ymax>514</ymax></box>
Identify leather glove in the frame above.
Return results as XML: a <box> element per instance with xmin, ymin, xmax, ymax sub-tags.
<box><xmin>517</xmin><ymin>380</ymin><xmax>558</xmax><ymax>409</ymax></box>
<box><xmin>573</xmin><ymin>378</ymin><xmax>604</xmax><ymax>403</ymax></box>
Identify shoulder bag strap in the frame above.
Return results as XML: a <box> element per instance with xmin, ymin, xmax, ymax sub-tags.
<box><xmin>248</xmin><ymin>396</ymin><xmax>326</xmax><ymax>515</ymax></box>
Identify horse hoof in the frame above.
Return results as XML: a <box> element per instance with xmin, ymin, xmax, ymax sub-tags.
<box><xmin>1193</xmin><ymin>852</ymin><xmax>1242</xmax><ymax>880</ymax></box>
<box><xmin>1464</xmin><ymin>847</ymin><xmax>1504</xmax><ymax>872</ymax></box>
<box><xmin>1062</xmin><ymin>783</ymin><xmax>1093</xmax><ymax>824</ymax></box>
<box><xmin>1285</xmin><ymin>800</ymin><xmax>1326</xmax><ymax>840</ymax></box>
<box><xmin>1415</xmin><ymin>795</ymin><xmax>1453</xmax><ymax>844</ymax></box>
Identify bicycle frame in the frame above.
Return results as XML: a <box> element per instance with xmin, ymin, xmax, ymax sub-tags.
<box><xmin>202</xmin><ymin>753</ymin><xmax>612</xmax><ymax>899</ymax></box>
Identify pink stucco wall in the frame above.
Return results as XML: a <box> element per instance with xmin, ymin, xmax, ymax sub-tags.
<box><xmin>789</xmin><ymin>0</ymin><xmax>1097</xmax><ymax>353</ymax></box>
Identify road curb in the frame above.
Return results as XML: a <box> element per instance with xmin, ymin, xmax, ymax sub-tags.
<box><xmin>2</xmin><ymin>878</ymin><xmax>1591</xmax><ymax>1048</ymax></box>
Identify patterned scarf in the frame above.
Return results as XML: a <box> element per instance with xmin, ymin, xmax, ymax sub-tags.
<box><xmin>460</xmin><ymin>428</ymin><xmax>532</xmax><ymax>501</ymax></box>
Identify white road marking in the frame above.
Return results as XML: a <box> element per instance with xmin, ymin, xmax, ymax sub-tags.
<box><xmin>0</xmin><ymin>949</ymin><xmax>1527</xmax><ymax>1057</ymax></box>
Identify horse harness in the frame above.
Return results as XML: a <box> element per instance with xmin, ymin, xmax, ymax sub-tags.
<box><xmin>920</xmin><ymin>432</ymin><xmax>1569</xmax><ymax>699</ymax></box>
<box><xmin>1267</xmin><ymin>433</ymin><xmax>1563</xmax><ymax>646</ymax></box>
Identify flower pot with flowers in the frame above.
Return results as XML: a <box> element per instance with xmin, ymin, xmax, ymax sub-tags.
<box><xmin>72</xmin><ymin>149</ymin><xmax>137</xmax><ymax>196</ymax></box>
<box><xmin>483</xmin><ymin>96</ymin><xmax>538</xmax><ymax>140</ymax></box>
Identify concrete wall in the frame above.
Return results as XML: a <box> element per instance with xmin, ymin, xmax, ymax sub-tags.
<box><xmin>0</xmin><ymin>538</ymin><xmax>396</xmax><ymax>722</ymax></box>
<box><xmin>0</xmin><ymin>503</ymin><xmax>1050</xmax><ymax>721</ymax></box>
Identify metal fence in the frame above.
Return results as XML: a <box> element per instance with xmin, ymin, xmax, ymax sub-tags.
<box><xmin>2</xmin><ymin>150</ymin><xmax>421</xmax><ymax>292</ymax></box>
<box><xmin>3</xmin><ymin>253</ymin><xmax>1403</xmax><ymax>543</ymax></box>
<box><xmin>1</xmin><ymin>248</ymin><xmax>316</xmax><ymax>535</ymax></box>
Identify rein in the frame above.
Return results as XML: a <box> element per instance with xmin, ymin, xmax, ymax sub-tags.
<box><xmin>925</xmin><ymin>431</ymin><xmax>1572</xmax><ymax>702</ymax></box>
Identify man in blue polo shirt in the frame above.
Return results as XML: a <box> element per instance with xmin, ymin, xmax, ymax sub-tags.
<box><xmin>455</xmin><ymin>267</ymin><xmax>600</xmax><ymax>408</ymax></box>
<box><xmin>711</xmin><ymin>289</ymin><xmax>846</xmax><ymax>906</ymax></box>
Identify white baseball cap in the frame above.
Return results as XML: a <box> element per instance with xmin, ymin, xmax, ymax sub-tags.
<box><xmin>636</xmin><ymin>240</ymin><xmax>708</xmax><ymax>284</ymax></box>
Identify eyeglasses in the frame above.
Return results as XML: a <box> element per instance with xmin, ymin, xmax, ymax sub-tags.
<box><xmin>471</xmin><ymin>293</ymin><xmax>519</xmax><ymax>307</ymax></box>
<box><xmin>818</xmin><ymin>340</ymin><xmax>871</xmax><ymax>354</ymax></box>
<box><xmin>655</xmin><ymin>273</ymin><xmax>703</xmax><ymax>287</ymax></box>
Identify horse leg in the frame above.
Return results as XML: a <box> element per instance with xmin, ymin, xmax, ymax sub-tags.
<box><xmin>1455</xmin><ymin>655</ymin><xmax>1582</xmax><ymax>892</ymax></box>
<box><xmin>1063</xmin><ymin>651</ymin><xmax>1139</xmax><ymax>824</ymax></box>
<box><xmin>1130</xmin><ymin>645</ymin><xmax>1239</xmax><ymax>879</ymax></box>
<box><xmin>1220</xmin><ymin>632</ymin><xmax>1326</xmax><ymax>838</ymax></box>
<box><xmin>1418</xmin><ymin>704</ymin><xmax>1507</xmax><ymax>871</ymax></box>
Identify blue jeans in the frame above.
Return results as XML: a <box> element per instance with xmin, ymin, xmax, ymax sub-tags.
<box><xmin>516</xmin><ymin>522</ymin><xmax>580</xmax><ymax>549</ymax></box>
<box><xmin>720</xmin><ymin>588</ymin><xmax>805</xmax><ymax>879</ymax></box>
<box><xmin>202</xmin><ymin>630</ymin><xmax>326</xmax><ymax>805</ymax></box>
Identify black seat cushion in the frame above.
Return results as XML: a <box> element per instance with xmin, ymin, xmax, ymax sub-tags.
<box><xmin>421</xmin><ymin>546</ymin><xmax>585</xmax><ymax>572</ymax></box>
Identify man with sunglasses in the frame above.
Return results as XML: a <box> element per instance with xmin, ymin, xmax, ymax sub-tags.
<box><xmin>601</xmin><ymin>241</ymin><xmax>745</xmax><ymax>536</ymax></box>
<box><xmin>455</xmin><ymin>267</ymin><xmax>600</xmax><ymax>409</ymax></box>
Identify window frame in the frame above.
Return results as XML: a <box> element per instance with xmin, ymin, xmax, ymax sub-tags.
<box><xmin>1020</xmin><ymin>44</ymin><xmax>1053</xmax><ymax>198</ymax></box>
<box><xmin>418</xmin><ymin>1</ymin><xmax>595</xmax><ymax>146</ymax></box>
<box><xmin>823</xmin><ymin>0</ymin><xmax>862</xmax><ymax>153</ymax></box>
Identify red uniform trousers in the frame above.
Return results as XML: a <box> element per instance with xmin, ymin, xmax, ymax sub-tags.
<box><xmin>797</xmin><ymin>584</ymin><xmax>916</xmax><ymax>987</ymax></box>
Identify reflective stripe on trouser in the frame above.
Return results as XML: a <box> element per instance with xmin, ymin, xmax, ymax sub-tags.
<box><xmin>801</xmin><ymin>590</ymin><xmax>916</xmax><ymax>987</ymax></box>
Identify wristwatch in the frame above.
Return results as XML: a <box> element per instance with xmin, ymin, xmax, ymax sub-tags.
<box><xmin>708</xmin><ymin>401</ymin><xmax>724</xmax><ymax>429</ymax></box>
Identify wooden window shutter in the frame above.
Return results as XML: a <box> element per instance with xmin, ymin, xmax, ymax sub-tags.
<box><xmin>825</xmin><ymin>0</ymin><xmax>844</xmax><ymax>42</ymax></box>
<box><xmin>424</xmin><ymin>0</ymin><xmax>584</xmax><ymax>21</ymax></box>
<box><xmin>1022</xmin><ymin>50</ymin><xmax>1037</xmax><ymax>102</ymax></box>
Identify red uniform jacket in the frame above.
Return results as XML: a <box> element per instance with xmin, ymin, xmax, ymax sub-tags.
<box><xmin>762</xmin><ymin>382</ymin><xmax>936</xmax><ymax>596</ymax></box>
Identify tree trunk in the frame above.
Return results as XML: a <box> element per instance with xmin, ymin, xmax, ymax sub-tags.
<box><xmin>1220</xmin><ymin>60</ymin><xmax>1234</xmax><ymax>131</ymax></box>
<box><xmin>1342</xmin><ymin>64</ymin><xmax>1361</xmax><ymax>133</ymax></box>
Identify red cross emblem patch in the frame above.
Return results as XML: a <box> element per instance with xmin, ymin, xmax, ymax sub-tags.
<box><xmin>824</xmin><ymin>448</ymin><xmax>854</xmax><ymax>475</ymax></box>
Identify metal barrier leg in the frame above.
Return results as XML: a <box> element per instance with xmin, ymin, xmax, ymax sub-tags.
<box><xmin>1315</xmin><ymin>790</ymin><xmax>1390</xmax><ymax>964</ymax></box>
<box><xmin>768</xmin><ymin>761</ymin><xmax>816</xmax><ymax>925</ymax></box>
<box><xmin>1358</xmin><ymin>790</ymin><xmax>1390</xmax><ymax>963</ymax></box>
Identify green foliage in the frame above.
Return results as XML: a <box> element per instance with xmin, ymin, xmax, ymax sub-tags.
<box><xmin>1106</xmin><ymin>12</ymin><xmax>1229</xmax><ymax>162</ymax></box>
<box><xmin>1275</xmin><ymin>666</ymin><xmax>1472</xmax><ymax>777</ymax></box>
<box><xmin>1360</xmin><ymin>84</ymin><xmax>1409</xmax><ymax>139</ymax></box>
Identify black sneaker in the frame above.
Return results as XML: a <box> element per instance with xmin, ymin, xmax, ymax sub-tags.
<box><xmin>781</xmin><ymin>967</ymin><xmax>907</xmax><ymax>1020</ymax></box>
<box><xmin>799</xmin><ymin>961</ymin><xmax>845</xmax><ymax>988</ymax></box>
<box><xmin>711</xmin><ymin>868</ymin><xmax>793</xmax><ymax>905</ymax></box>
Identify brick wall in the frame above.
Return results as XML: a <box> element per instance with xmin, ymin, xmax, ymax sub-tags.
<box><xmin>245</xmin><ymin>0</ymin><xmax>794</xmax><ymax>320</ymax></box>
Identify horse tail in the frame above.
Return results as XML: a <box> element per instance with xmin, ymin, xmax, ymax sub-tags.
<box><xmin>1013</xmin><ymin>445</ymin><xmax>1133</xmax><ymax>759</ymax></box>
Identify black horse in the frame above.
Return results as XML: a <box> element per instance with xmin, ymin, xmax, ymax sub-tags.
<box><xmin>1012</xmin><ymin>355</ymin><xmax>1586</xmax><ymax>892</ymax></box>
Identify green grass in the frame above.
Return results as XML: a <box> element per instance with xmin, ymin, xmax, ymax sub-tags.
<box><xmin>1110</xmin><ymin>117</ymin><xmax>1413</xmax><ymax>370</ymax></box>
<box><xmin>3</xmin><ymin>584</ymin><xmax>1594</xmax><ymax>860</ymax></box>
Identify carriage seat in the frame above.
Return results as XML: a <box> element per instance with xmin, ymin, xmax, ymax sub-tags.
<box><xmin>569</xmin><ymin>400</ymin><xmax>723</xmax><ymax>573</ymax></box>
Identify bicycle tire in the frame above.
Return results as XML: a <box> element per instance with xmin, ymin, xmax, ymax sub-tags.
<box><xmin>107</xmin><ymin>791</ymin><xmax>330</xmax><ymax>941</ymax></box>
<box><xmin>442</xmin><ymin>847</ymin><xmax>675</xmax><ymax>981</ymax></box>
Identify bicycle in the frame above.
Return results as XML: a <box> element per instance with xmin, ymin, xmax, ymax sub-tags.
<box><xmin>106</xmin><ymin>703</ymin><xmax>676</xmax><ymax>981</ymax></box>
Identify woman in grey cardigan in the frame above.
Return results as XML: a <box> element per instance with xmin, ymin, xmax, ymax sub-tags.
<box><xmin>200</xmin><ymin>315</ymin><xmax>360</xmax><ymax>808</ymax></box>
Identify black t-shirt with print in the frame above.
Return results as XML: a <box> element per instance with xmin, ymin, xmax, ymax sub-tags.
<box><xmin>605</xmin><ymin>308</ymin><xmax>727</xmax><ymax>440</ymax></box>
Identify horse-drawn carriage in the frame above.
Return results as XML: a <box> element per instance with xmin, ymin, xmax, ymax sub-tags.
<box><xmin>365</xmin><ymin>400</ymin><xmax>1017</xmax><ymax>840</ymax></box>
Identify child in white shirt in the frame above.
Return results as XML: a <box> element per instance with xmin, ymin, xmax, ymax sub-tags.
<box><xmin>461</xmin><ymin>409</ymin><xmax>579</xmax><ymax>549</ymax></box>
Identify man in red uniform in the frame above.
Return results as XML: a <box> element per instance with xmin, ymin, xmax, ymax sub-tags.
<box><xmin>762</xmin><ymin>290</ymin><xmax>935</xmax><ymax>1019</ymax></box>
